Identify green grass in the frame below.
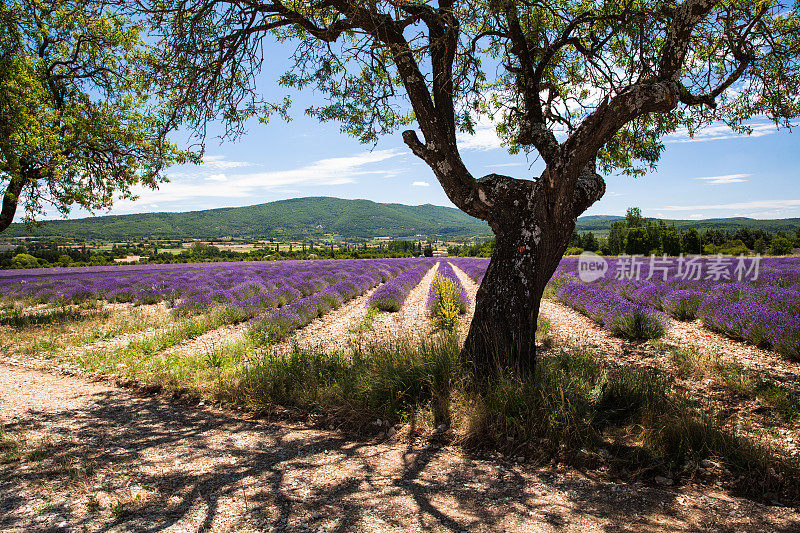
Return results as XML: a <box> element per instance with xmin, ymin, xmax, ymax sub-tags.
<box><xmin>0</xmin><ymin>424</ymin><xmax>23</xmax><ymax>464</ymax></box>
<box><xmin>225</xmin><ymin>337</ymin><xmax>459</xmax><ymax>425</ymax></box>
<box><xmin>670</xmin><ymin>345</ymin><xmax>800</xmax><ymax>424</ymax></box>
<box><xmin>0</xmin><ymin>307</ymin><xmax>173</xmax><ymax>359</ymax></box>
<box><xmin>0</xmin><ymin>305</ymin><xmax>107</xmax><ymax>328</ymax></box>
<box><xmin>718</xmin><ymin>364</ymin><xmax>800</xmax><ymax>423</ymax></box>
<box><xmin>79</xmin><ymin>306</ymin><xmax>251</xmax><ymax>375</ymax></box>
<box><xmin>535</xmin><ymin>316</ymin><xmax>554</xmax><ymax>348</ymax></box>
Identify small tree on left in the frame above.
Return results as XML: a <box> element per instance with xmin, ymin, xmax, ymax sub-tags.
<box><xmin>0</xmin><ymin>0</ymin><xmax>187</xmax><ymax>232</ymax></box>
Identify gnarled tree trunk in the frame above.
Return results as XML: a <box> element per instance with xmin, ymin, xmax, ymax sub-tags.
<box><xmin>0</xmin><ymin>174</ymin><xmax>27</xmax><ymax>233</ymax></box>
<box><xmin>459</xmin><ymin>167</ymin><xmax>605</xmax><ymax>374</ymax></box>
<box><xmin>462</xmin><ymin>209</ymin><xmax>572</xmax><ymax>374</ymax></box>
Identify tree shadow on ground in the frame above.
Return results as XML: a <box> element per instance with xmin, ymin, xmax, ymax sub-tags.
<box><xmin>1</xmin><ymin>386</ymin><xmax>797</xmax><ymax>532</ymax></box>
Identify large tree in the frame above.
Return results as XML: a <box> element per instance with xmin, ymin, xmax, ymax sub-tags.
<box><xmin>0</xmin><ymin>0</ymin><xmax>185</xmax><ymax>232</ymax></box>
<box><xmin>134</xmin><ymin>0</ymin><xmax>799</xmax><ymax>372</ymax></box>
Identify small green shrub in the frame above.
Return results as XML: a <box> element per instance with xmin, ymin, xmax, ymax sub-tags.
<box><xmin>429</xmin><ymin>275</ymin><xmax>464</xmax><ymax>333</ymax></box>
<box><xmin>608</xmin><ymin>309</ymin><xmax>666</xmax><ymax>340</ymax></box>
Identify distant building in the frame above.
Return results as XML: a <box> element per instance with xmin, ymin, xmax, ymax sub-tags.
<box><xmin>432</xmin><ymin>250</ymin><xmax>448</xmax><ymax>257</ymax></box>
<box><xmin>114</xmin><ymin>255</ymin><xmax>142</xmax><ymax>263</ymax></box>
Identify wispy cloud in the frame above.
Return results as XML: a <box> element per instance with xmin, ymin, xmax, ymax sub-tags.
<box><xmin>666</xmin><ymin>122</ymin><xmax>778</xmax><ymax>143</ymax></box>
<box><xmin>695</xmin><ymin>173</ymin><xmax>750</xmax><ymax>184</ymax></box>
<box><xmin>457</xmin><ymin>116</ymin><xmax>505</xmax><ymax>151</ymax></box>
<box><xmin>201</xmin><ymin>155</ymin><xmax>253</xmax><ymax>170</ymax></box>
<box><xmin>660</xmin><ymin>199</ymin><xmax>800</xmax><ymax>211</ymax></box>
<box><xmin>412</xmin><ymin>181</ymin><xmax>430</xmax><ymax>187</ymax></box>
<box><xmin>130</xmin><ymin>150</ymin><xmax>402</xmax><ymax>205</ymax></box>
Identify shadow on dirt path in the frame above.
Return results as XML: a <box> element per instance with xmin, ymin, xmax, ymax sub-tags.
<box><xmin>1</xmin><ymin>364</ymin><xmax>798</xmax><ymax>532</ymax></box>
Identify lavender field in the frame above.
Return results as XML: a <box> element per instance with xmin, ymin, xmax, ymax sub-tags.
<box><xmin>2</xmin><ymin>255</ymin><xmax>799</xmax><ymax>360</ymax></box>
<box><xmin>3</xmin><ymin>255</ymin><xmax>800</xmax><ymax>513</ymax></box>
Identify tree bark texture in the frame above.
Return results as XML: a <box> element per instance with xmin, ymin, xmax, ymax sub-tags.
<box><xmin>460</xmin><ymin>173</ymin><xmax>592</xmax><ymax>373</ymax></box>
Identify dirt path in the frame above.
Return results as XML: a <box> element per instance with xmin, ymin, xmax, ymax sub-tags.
<box><xmin>448</xmin><ymin>262</ymin><xmax>480</xmax><ymax>340</ymax></box>
<box><xmin>2</xmin><ymin>363</ymin><xmax>798</xmax><ymax>532</ymax></box>
<box><xmin>0</xmin><ymin>304</ymin><xmax>174</xmax><ymax>373</ymax></box>
<box><xmin>277</xmin><ymin>286</ymin><xmax>382</xmax><ymax>354</ymax></box>
<box><xmin>356</xmin><ymin>262</ymin><xmax>440</xmax><ymax>346</ymax></box>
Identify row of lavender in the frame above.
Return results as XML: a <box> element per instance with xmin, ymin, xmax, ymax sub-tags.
<box><xmin>367</xmin><ymin>260</ymin><xmax>436</xmax><ymax>311</ymax></box>
<box><xmin>551</xmin><ymin>257</ymin><xmax>800</xmax><ymax>357</ymax></box>
<box><xmin>247</xmin><ymin>264</ymin><xmax>396</xmax><ymax>343</ymax></box>
<box><xmin>449</xmin><ymin>257</ymin><xmax>667</xmax><ymax>340</ymax></box>
<box><xmin>447</xmin><ymin>256</ymin><xmax>800</xmax><ymax>353</ymax></box>
<box><xmin>0</xmin><ymin>259</ymin><xmax>424</xmax><ymax>324</ymax></box>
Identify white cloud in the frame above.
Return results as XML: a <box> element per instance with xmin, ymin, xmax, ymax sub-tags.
<box><xmin>666</xmin><ymin>122</ymin><xmax>778</xmax><ymax>143</ymax></box>
<box><xmin>695</xmin><ymin>173</ymin><xmax>750</xmax><ymax>184</ymax></box>
<box><xmin>687</xmin><ymin>213</ymin><xmax>705</xmax><ymax>219</ymax></box>
<box><xmin>457</xmin><ymin>116</ymin><xmax>505</xmax><ymax>151</ymax></box>
<box><xmin>132</xmin><ymin>150</ymin><xmax>403</xmax><ymax>204</ymax></box>
<box><xmin>200</xmin><ymin>155</ymin><xmax>253</xmax><ymax>170</ymax></box>
<box><xmin>661</xmin><ymin>199</ymin><xmax>800</xmax><ymax>211</ymax></box>
<box><xmin>412</xmin><ymin>181</ymin><xmax>430</xmax><ymax>187</ymax></box>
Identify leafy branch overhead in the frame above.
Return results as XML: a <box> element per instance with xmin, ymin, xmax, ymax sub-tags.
<box><xmin>0</xmin><ymin>0</ymin><xmax>189</xmax><ymax>231</ymax></box>
<box><xmin>138</xmin><ymin>0</ymin><xmax>798</xmax><ymax>192</ymax></box>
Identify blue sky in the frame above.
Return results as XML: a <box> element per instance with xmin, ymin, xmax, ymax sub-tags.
<box><xmin>37</xmin><ymin>53</ymin><xmax>800</xmax><ymax>223</ymax></box>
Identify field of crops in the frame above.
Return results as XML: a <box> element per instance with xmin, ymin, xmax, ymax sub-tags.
<box><xmin>1</xmin><ymin>255</ymin><xmax>799</xmax><ymax>361</ymax></box>
<box><xmin>548</xmin><ymin>256</ymin><xmax>800</xmax><ymax>358</ymax></box>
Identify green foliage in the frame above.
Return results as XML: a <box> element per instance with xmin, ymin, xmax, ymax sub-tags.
<box><xmin>10</xmin><ymin>253</ymin><xmax>38</xmax><ymax>268</ymax></box>
<box><xmin>0</xmin><ymin>0</ymin><xmax>185</xmax><ymax>229</ymax></box>
<box><xmin>606</xmin><ymin>221</ymin><xmax>626</xmax><ymax>255</ymax></box>
<box><xmin>625</xmin><ymin>227</ymin><xmax>650</xmax><ymax>255</ymax></box>
<box><xmin>137</xmin><ymin>0</ymin><xmax>800</xmax><ymax>182</ymax></box>
<box><xmin>770</xmin><ymin>235</ymin><xmax>793</xmax><ymax>255</ymax></box>
<box><xmin>429</xmin><ymin>274</ymin><xmax>466</xmax><ymax>333</ymax></box>
<box><xmin>350</xmin><ymin>306</ymin><xmax>379</xmax><ymax>334</ymax></box>
<box><xmin>681</xmin><ymin>228</ymin><xmax>702</xmax><ymax>255</ymax></box>
<box><xmin>608</xmin><ymin>309</ymin><xmax>667</xmax><ymax>341</ymax></box>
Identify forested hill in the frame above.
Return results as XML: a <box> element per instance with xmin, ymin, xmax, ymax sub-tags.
<box><xmin>4</xmin><ymin>197</ymin><xmax>798</xmax><ymax>241</ymax></box>
<box><xmin>575</xmin><ymin>215</ymin><xmax>800</xmax><ymax>234</ymax></box>
<box><xmin>3</xmin><ymin>197</ymin><xmax>492</xmax><ymax>241</ymax></box>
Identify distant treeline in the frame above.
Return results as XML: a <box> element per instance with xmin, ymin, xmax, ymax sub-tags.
<box><xmin>2</xmin><ymin>207</ymin><xmax>797</xmax><ymax>269</ymax></box>
<box><xmin>0</xmin><ymin>240</ymin><xmax>438</xmax><ymax>269</ymax></box>
<box><xmin>568</xmin><ymin>208</ymin><xmax>799</xmax><ymax>256</ymax></box>
<box><xmin>448</xmin><ymin>208</ymin><xmax>800</xmax><ymax>258</ymax></box>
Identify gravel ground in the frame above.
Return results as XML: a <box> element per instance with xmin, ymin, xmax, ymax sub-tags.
<box><xmin>2</xmin><ymin>362</ymin><xmax>799</xmax><ymax>532</ymax></box>
<box><xmin>539</xmin><ymin>299</ymin><xmax>800</xmax><ymax>394</ymax></box>
<box><xmin>288</xmin><ymin>285</ymin><xmax>382</xmax><ymax>353</ymax></box>
<box><xmin>355</xmin><ymin>262</ymin><xmax>440</xmax><ymax>346</ymax></box>
<box><xmin>538</xmin><ymin>299</ymin><xmax>800</xmax><ymax>456</ymax></box>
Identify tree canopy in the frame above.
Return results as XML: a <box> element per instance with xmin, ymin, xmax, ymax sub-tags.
<box><xmin>0</xmin><ymin>0</ymin><xmax>187</xmax><ymax>231</ymax></box>
<box><xmin>136</xmin><ymin>0</ymin><xmax>798</xmax><ymax>178</ymax></box>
